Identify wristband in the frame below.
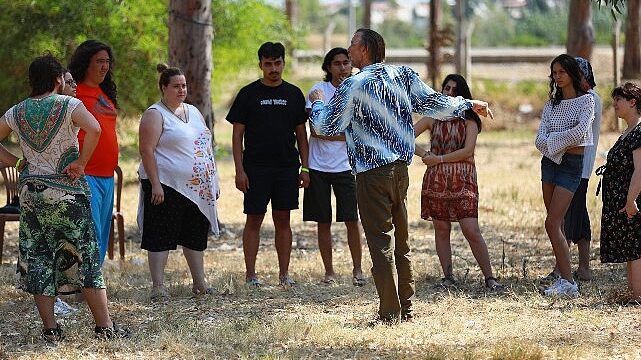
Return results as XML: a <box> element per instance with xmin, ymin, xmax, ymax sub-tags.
<box><xmin>14</xmin><ymin>158</ymin><xmax>22</xmax><ymax>170</ymax></box>
<box><xmin>301</xmin><ymin>167</ymin><xmax>310</xmax><ymax>173</ymax></box>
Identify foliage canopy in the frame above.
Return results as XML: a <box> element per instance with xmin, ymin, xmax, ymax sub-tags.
<box><xmin>0</xmin><ymin>0</ymin><xmax>293</xmax><ymax>115</ymax></box>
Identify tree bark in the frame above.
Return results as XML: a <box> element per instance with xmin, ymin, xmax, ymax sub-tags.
<box><xmin>623</xmin><ymin>0</ymin><xmax>641</xmax><ymax>79</ymax></box>
<box><xmin>285</xmin><ymin>0</ymin><xmax>297</xmax><ymax>27</ymax></box>
<box><xmin>428</xmin><ymin>0</ymin><xmax>441</xmax><ymax>87</ymax></box>
<box><xmin>454</xmin><ymin>0</ymin><xmax>464</xmax><ymax>75</ymax></box>
<box><xmin>168</xmin><ymin>0</ymin><xmax>214</xmax><ymax>130</ymax></box>
<box><xmin>566</xmin><ymin>0</ymin><xmax>594</xmax><ymax>59</ymax></box>
<box><xmin>362</xmin><ymin>0</ymin><xmax>372</xmax><ymax>29</ymax></box>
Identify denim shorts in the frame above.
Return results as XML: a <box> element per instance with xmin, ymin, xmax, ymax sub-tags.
<box><xmin>541</xmin><ymin>153</ymin><xmax>584</xmax><ymax>193</ymax></box>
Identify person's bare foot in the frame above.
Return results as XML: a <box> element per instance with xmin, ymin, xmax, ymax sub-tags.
<box><xmin>352</xmin><ymin>270</ymin><xmax>366</xmax><ymax>286</ymax></box>
<box><xmin>192</xmin><ymin>282</ymin><xmax>215</xmax><ymax>295</ymax></box>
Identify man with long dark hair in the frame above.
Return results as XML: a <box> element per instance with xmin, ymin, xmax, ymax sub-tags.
<box><xmin>303</xmin><ymin>47</ymin><xmax>365</xmax><ymax>286</ymax></box>
<box><xmin>68</xmin><ymin>40</ymin><xmax>119</xmax><ymax>265</ymax></box>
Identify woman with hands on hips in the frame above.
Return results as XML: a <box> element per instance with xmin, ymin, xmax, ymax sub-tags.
<box><xmin>0</xmin><ymin>54</ymin><xmax>129</xmax><ymax>342</ymax></box>
<box><xmin>413</xmin><ymin>74</ymin><xmax>502</xmax><ymax>291</ymax></box>
<box><xmin>138</xmin><ymin>64</ymin><xmax>220</xmax><ymax>301</ymax></box>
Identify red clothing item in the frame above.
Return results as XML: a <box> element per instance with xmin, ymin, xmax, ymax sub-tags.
<box><xmin>421</xmin><ymin>118</ymin><xmax>478</xmax><ymax>221</ymax></box>
<box><xmin>76</xmin><ymin>83</ymin><xmax>119</xmax><ymax>176</ymax></box>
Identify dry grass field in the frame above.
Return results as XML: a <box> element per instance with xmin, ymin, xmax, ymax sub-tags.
<box><xmin>1</xmin><ymin>111</ymin><xmax>640</xmax><ymax>359</ymax></box>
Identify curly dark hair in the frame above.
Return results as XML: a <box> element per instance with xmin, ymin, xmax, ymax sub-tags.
<box><xmin>548</xmin><ymin>54</ymin><xmax>584</xmax><ymax>106</ymax></box>
<box><xmin>612</xmin><ymin>82</ymin><xmax>641</xmax><ymax>115</ymax></box>
<box><xmin>68</xmin><ymin>40</ymin><xmax>118</xmax><ymax>108</ymax></box>
<box><xmin>441</xmin><ymin>74</ymin><xmax>482</xmax><ymax>132</ymax></box>
<box><xmin>28</xmin><ymin>54</ymin><xmax>65</xmax><ymax>97</ymax></box>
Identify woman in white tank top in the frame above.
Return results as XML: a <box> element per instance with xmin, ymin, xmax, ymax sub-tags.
<box><xmin>138</xmin><ymin>64</ymin><xmax>219</xmax><ymax>301</ymax></box>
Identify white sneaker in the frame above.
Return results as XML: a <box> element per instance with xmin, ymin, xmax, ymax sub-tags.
<box><xmin>544</xmin><ymin>278</ymin><xmax>579</xmax><ymax>298</ymax></box>
<box><xmin>53</xmin><ymin>297</ymin><xmax>78</xmax><ymax>316</ymax></box>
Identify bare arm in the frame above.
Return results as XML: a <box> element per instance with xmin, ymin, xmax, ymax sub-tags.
<box><xmin>65</xmin><ymin>104</ymin><xmax>101</xmax><ymax>181</ymax></box>
<box><xmin>0</xmin><ymin>117</ymin><xmax>20</xmax><ymax>167</ymax></box>
<box><xmin>138</xmin><ymin>109</ymin><xmax>164</xmax><ymax>205</ymax></box>
<box><xmin>621</xmin><ymin>147</ymin><xmax>641</xmax><ymax>218</ymax></box>
<box><xmin>422</xmin><ymin>120</ymin><xmax>478</xmax><ymax>167</ymax></box>
<box><xmin>413</xmin><ymin>116</ymin><xmax>434</xmax><ymax>158</ymax></box>
<box><xmin>232</xmin><ymin>122</ymin><xmax>249</xmax><ymax>193</ymax></box>
<box><xmin>295</xmin><ymin>123</ymin><xmax>310</xmax><ymax>188</ymax></box>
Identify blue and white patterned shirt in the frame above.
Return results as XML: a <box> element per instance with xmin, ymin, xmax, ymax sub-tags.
<box><xmin>309</xmin><ymin>63</ymin><xmax>473</xmax><ymax>173</ymax></box>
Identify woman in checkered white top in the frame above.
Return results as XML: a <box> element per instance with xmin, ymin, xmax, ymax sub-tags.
<box><xmin>535</xmin><ymin>54</ymin><xmax>595</xmax><ymax>298</ymax></box>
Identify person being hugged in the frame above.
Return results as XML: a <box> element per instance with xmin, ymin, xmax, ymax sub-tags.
<box><xmin>303</xmin><ymin>47</ymin><xmax>365</xmax><ymax>286</ymax></box>
<box><xmin>414</xmin><ymin>74</ymin><xmax>503</xmax><ymax>292</ymax></box>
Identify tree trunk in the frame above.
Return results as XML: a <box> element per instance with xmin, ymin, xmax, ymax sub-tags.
<box><xmin>168</xmin><ymin>0</ymin><xmax>214</xmax><ymax>130</ymax></box>
<box><xmin>454</xmin><ymin>0</ymin><xmax>464</xmax><ymax>75</ymax></box>
<box><xmin>623</xmin><ymin>0</ymin><xmax>641</xmax><ymax>79</ymax></box>
<box><xmin>363</xmin><ymin>0</ymin><xmax>372</xmax><ymax>29</ymax></box>
<box><xmin>285</xmin><ymin>0</ymin><xmax>297</xmax><ymax>27</ymax></box>
<box><xmin>428</xmin><ymin>0</ymin><xmax>441</xmax><ymax>87</ymax></box>
<box><xmin>566</xmin><ymin>0</ymin><xmax>594</xmax><ymax>59</ymax></box>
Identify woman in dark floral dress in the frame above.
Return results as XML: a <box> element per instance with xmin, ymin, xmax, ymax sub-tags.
<box><xmin>600</xmin><ymin>82</ymin><xmax>641</xmax><ymax>302</ymax></box>
<box><xmin>0</xmin><ymin>55</ymin><xmax>129</xmax><ymax>341</ymax></box>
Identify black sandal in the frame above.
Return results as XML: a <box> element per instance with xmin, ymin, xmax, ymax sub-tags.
<box><xmin>485</xmin><ymin>277</ymin><xmax>505</xmax><ymax>292</ymax></box>
<box><xmin>41</xmin><ymin>323</ymin><xmax>64</xmax><ymax>343</ymax></box>
<box><xmin>94</xmin><ymin>321</ymin><xmax>131</xmax><ymax>340</ymax></box>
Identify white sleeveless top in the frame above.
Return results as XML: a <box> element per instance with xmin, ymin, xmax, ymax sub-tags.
<box><xmin>137</xmin><ymin>102</ymin><xmax>219</xmax><ymax>235</ymax></box>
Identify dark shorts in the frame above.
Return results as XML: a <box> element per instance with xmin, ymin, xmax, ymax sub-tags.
<box><xmin>541</xmin><ymin>153</ymin><xmax>583</xmax><ymax>193</ymax></box>
<box><xmin>564</xmin><ymin>178</ymin><xmax>591</xmax><ymax>243</ymax></box>
<box><xmin>243</xmin><ymin>165</ymin><xmax>299</xmax><ymax>214</ymax></box>
<box><xmin>303</xmin><ymin>169</ymin><xmax>358</xmax><ymax>223</ymax></box>
<box><xmin>140</xmin><ymin>179</ymin><xmax>210</xmax><ymax>252</ymax></box>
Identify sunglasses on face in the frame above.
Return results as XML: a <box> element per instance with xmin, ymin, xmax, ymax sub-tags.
<box><xmin>65</xmin><ymin>79</ymin><xmax>77</xmax><ymax>86</ymax></box>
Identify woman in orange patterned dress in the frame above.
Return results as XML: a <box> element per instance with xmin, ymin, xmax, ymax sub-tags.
<box><xmin>414</xmin><ymin>74</ymin><xmax>502</xmax><ymax>291</ymax></box>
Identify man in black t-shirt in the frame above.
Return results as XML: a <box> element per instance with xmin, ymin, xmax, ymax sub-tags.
<box><xmin>226</xmin><ymin>42</ymin><xmax>309</xmax><ymax>287</ymax></box>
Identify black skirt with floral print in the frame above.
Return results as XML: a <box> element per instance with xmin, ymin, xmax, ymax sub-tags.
<box><xmin>600</xmin><ymin>123</ymin><xmax>641</xmax><ymax>263</ymax></box>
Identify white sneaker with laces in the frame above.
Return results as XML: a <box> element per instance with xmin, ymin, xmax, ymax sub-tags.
<box><xmin>53</xmin><ymin>297</ymin><xmax>78</xmax><ymax>316</ymax></box>
<box><xmin>544</xmin><ymin>278</ymin><xmax>579</xmax><ymax>298</ymax></box>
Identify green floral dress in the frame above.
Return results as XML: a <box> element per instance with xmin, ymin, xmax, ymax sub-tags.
<box><xmin>4</xmin><ymin>95</ymin><xmax>105</xmax><ymax>296</ymax></box>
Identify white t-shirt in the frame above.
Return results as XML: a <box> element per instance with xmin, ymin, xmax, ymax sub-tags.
<box><xmin>305</xmin><ymin>81</ymin><xmax>351</xmax><ymax>172</ymax></box>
